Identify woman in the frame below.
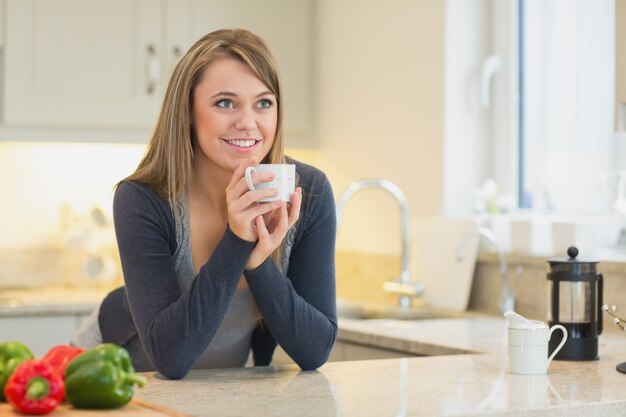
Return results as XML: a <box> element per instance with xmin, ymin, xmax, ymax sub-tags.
<box><xmin>71</xmin><ymin>29</ymin><xmax>337</xmax><ymax>379</ymax></box>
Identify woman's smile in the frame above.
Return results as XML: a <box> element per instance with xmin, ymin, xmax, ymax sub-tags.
<box><xmin>221</xmin><ymin>138</ymin><xmax>263</xmax><ymax>152</ymax></box>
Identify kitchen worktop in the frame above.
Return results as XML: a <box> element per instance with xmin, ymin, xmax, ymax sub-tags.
<box><xmin>3</xmin><ymin>288</ymin><xmax>626</xmax><ymax>416</ymax></box>
<box><xmin>0</xmin><ymin>285</ymin><xmax>111</xmax><ymax>316</ymax></box>
<box><xmin>132</xmin><ymin>318</ymin><xmax>626</xmax><ymax>417</ymax></box>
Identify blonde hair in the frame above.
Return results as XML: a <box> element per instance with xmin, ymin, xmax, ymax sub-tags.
<box><xmin>123</xmin><ymin>29</ymin><xmax>285</xmax><ymax>217</ymax></box>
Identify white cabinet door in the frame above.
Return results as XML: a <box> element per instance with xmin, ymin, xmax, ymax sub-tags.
<box><xmin>3</xmin><ymin>0</ymin><xmax>316</xmax><ymax>145</ymax></box>
<box><xmin>4</xmin><ymin>0</ymin><xmax>161</xmax><ymax>130</ymax></box>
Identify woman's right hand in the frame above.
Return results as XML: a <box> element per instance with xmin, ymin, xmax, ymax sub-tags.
<box><xmin>225</xmin><ymin>157</ymin><xmax>284</xmax><ymax>242</ymax></box>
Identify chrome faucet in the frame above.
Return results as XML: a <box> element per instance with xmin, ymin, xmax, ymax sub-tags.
<box><xmin>336</xmin><ymin>179</ymin><xmax>424</xmax><ymax>308</ymax></box>
<box><xmin>456</xmin><ymin>226</ymin><xmax>514</xmax><ymax>314</ymax></box>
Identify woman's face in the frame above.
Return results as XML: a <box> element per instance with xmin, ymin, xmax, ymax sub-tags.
<box><xmin>192</xmin><ymin>57</ymin><xmax>277</xmax><ymax>174</ymax></box>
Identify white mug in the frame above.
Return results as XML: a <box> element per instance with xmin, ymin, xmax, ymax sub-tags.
<box><xmin>508</xmin><ymin>323</ymin><xmax>568</xmax><ymax>375</ymax></box>
<box><xmin>244</xmin><ymin>164</ymin><xmax>296</xmax><ymax>202</ymax></box>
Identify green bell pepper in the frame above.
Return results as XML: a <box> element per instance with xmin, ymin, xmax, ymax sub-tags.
<box><xmin>65</xmin><ymin>343</ymin><xmax>147</xmax><ymax>409</ymax></box>
<box><xmin>0</xmin><ymin>341</ymin><xmax>34</xmax><ymax>401</ymax></box>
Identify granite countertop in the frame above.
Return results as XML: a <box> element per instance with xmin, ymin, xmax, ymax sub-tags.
<box><xmin>5</xmin><ymin>288</ymin><xmax>626</xmax><ymax>415</ymax></box>
<box><xmin>134</xmin><ymin>318</ymin><xmax>626</xmax><ymax>417</ymax></box>
<box><xmin>337</xmin><ymin>317</ymin><xmax>504</xmax><ymax>356</ymax></box>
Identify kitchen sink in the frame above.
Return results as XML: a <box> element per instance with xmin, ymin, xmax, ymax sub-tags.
<box><xmin>337</xmin><ymin>298</ymin><xmax>484</xmax><ymax>320</ymax></box>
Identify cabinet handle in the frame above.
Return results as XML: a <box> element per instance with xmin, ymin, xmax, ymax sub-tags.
<box><xmin>169</xmin><ymin>46</ymin><xmax>183</xmax><ymax>70</ymax></box>
<box><xmin>146</xmin><ymin>44</ymin><xmax>159</xmax><ymax>95</ymax></box>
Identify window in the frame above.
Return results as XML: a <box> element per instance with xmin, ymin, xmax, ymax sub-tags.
<box><xmin>444</xmin><ymin>0</ymin><xmax>619</xmax><ymax>254</ymax></box>
<box><xmin>444</xmin><ymin>0</ymin><xmax>617</xmax><ymax>218</ymax></box>
<box><xmin>517</xmin><ymin>0</ymin><xmax>616</xmax><ymax>214</ymax></box>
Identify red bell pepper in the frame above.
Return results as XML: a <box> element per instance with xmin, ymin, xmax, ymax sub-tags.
<box><xmin>4</xmin><ymin>359</ymin><xmax>64</xmax><ymax>415</ymax></box>
<box><xmin>41</xmin><ymin>345</ymin><xmax>85</xmax><ymax>379</ymax></box>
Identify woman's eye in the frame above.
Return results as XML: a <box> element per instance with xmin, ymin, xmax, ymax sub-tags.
<box><xmin>256</xmin><ymin>99</ymin><xmax>273</xmax><ymax>109</ymax></box>
<box><xmin>216</xmin><ymin>99</ymin><xmax>235</xmax><ymax>109</ymax></box>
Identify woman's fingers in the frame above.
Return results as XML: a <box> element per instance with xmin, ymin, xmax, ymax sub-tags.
<box><xmin>227</xmin><ymin>157</ymin><xmax>284</xmax><ymax>242</ymax></box>
<box><xmin>230</xmin><ymin>171</ymin><xmax>275</xmax><ymax>201</ymax></box>
<box><xmin>250</xmin><ymin>200</ymin><xmax>283</xmax><ymax>218</ymax></box>
<box><xmin>246</xmin><ymin>210</ymin><xmax>280</xmax><ymax>270</ymax></box>
<box><xmin>244</xmin><ymin>189</ymin><xmax>302</xmax><ymax>270</ymax></box>
<box><xmin>229</xmin><ymin>199</ymin><xmax>282</xmax><ymax>242</ymax></box>
<box><xmin>226</xmin><ymin>156</ymin><xmax>256</xmax><ymax>200</ymax></box>
<box><xmin>236</xmin><ymin>181</ymin><xmax>279</xmax><ymax>208</ymax></box>
<box><xmin>262</xmin><ymin>188</ymin><xmax>301</xmax><ymax>236</ymax></box>
<box><xmin>256</xmin><ymin>215</ymin><xmax>270</xmax><ymax>242</ymax></box>
<box><xmin>267</xmin><ymin>188</ymin><xmax>300</xmax><ymax>236</ymax></box>
<box><xmin>287</xmin><ymin>187</ymin><xmax>302</xmax><ymax>228</ymax></box>
<box><xmin>245</xmin><ymin>216</ymin><xmax>268</xmax><ymax>270</ymax></box>
<box><xmin>274</xmin><ymin>202</ymin><xmax>290</xmax><ymax>237</ymax></box>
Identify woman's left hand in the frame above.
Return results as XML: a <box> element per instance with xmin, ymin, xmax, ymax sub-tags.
<box><xmin>245</xmin><ymin>187</ymin><xmax>302</xmax><ymax>270</ymax></box>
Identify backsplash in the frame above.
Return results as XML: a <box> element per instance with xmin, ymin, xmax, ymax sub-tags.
<box><xmin>0</xmin><ymin>247</ymin><xmax>67</xmax><ymax>288</ymax></box>
<box><xmin>0</xmin><ymin>246</ymin><xmax>123</xmax><ymax>289</ymax></box>
<box><xmin>336</xmin><ymin>251</ymin><xmax>401</xmax><ymax>306</ymax></box>
<box><xmin>470</xmin><ymin>254</ymin><xmax>626</xmax><ymax>334</ymax></box>
<box><xmin>0</xmin><ymin>142</ymin><xmax>147</xmax><ymax>249</ymax></box>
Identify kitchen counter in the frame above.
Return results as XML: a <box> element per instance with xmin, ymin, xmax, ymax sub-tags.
<box><xmin>4</xmin><ymin>289</ymin><xmax>626</xmax><ymax>416</ymax></box>
<box><xmin>336</xmin><ymin>317</ymin><xmax>502</xmax><ymax>356</ymax></box>
<box><xmin>134</xmin><ymin>318</ymin><xmax>626</xmax><ymax>417</ymax></box>
<box><xmin>0</xmin><ymin>285</ymin><xmax>111</xmax><ymax>316</ymax></box>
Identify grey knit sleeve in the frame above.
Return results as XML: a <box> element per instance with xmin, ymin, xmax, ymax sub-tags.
<box><xmin>244</xmin><ymin>164</ymin><xmax>338</xmax><ymax>370</ymax></box>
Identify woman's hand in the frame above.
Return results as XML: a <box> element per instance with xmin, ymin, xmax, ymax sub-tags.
<box><xmin>226</xmin><ymin>157</ymin><xmax>284</xmax><ymax>242</ymax></box>
<box><xmin>246</xmin><ymin>186</ymin><xmax>302</xmax><ymax>270</ymax></box>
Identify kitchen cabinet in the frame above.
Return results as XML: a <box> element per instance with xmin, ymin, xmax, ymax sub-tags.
<box><xmin>0</xmin><ymin>313</ymin><xmax>88</xmax><ymax>357</ymax></box>
<box><xmin>4</xmin><ymin>0</ymin><xmax>162</xmax><ymax>132</ymax></box>
<box><xmin>2</xmin><ymin>0</ymin><xmax>316</xmax><ymax>146</ymax></box>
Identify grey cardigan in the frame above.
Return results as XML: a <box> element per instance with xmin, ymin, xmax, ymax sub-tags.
<box><xmin>99</xmin><ymin>158</ymin><xmax>337</xmax><ymax>379</ymax></box>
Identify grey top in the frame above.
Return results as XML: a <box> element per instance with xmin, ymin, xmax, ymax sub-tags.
<box><xmin>99</xmin><ymin>158</ymin><xmax>337</xmax><ymax>379</ymax></box>
<box><xmin>175</xmin><ymin>198</ymin><xmax>261</xmax><ymax>369</ymax></box>
<box><xmin>192</xmin><ymin>289</ymin><xmax>260</xmax><ymax>368</ymax></box>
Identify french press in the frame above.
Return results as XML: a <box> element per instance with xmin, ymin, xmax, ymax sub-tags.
<box><xmin>547</xmin><ymin>246</ymin><xmax>603</xmax><ymax>360</ymax></box>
